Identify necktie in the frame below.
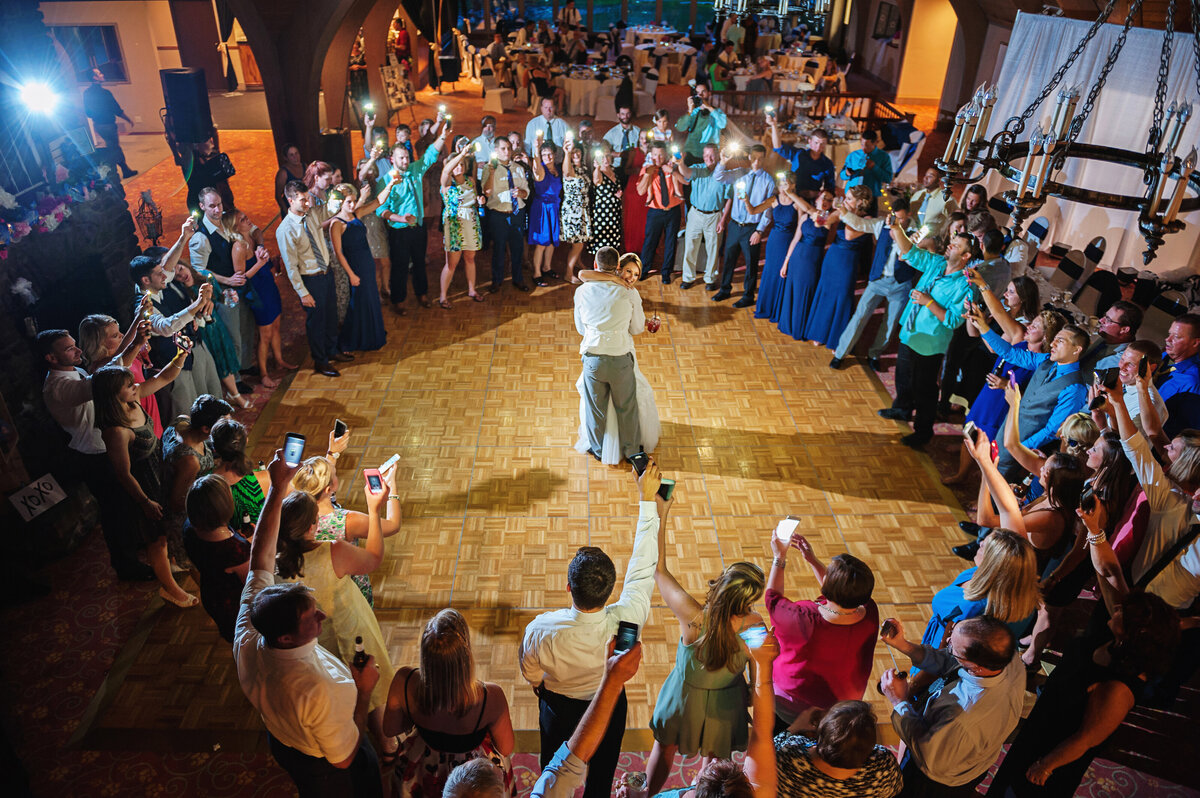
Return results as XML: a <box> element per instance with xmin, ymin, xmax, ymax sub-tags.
<box><xmin>505</xmin><ymin>167</ymin><xmax>514</xmax><ymax>211</ymax></box>
<box><xmin>620</xmin><ymin>129</ymin><xmax>630</xmax><ymax>151</ymax></box>
<box><xmin>544</xmin><ymin>122</ymin><xmax>554</xmax><ymax>147</ymax></box>
<box><xmin>658</xmin><ymin>167</ymin><xmax>669</xmax><ymax>208</ymax></box>
<box><xmin>303</xmin><ymin>217</ymin><xmax>327</xmax><ymax>270</ymax></box>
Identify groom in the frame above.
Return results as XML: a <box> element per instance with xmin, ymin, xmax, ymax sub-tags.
<box><xmin>574</xmin><ymin>246</ymin><xmax>644</xmax><ymax>462</ymax></box>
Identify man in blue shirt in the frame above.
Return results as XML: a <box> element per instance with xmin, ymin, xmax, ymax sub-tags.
<box><xmin>677</xmin><ymin>144</ymin><xmax>732</xmax><ymax>289</ymax></box>
<box><xmin>1158</xmin><ymin>314</ymin><xmax>1200</xmax><ymax>402</ymax></box>
<box><xmin>769</xmin><ymin>121</ymin><xmax>836</xmax><ymax>200</ymax></box>
<box><xmin>674</xmin><ymin>85</ymin><xmax>727</xmax><ymax>164</ymax></box>
<box><xmin>877</xmin><ymin>222</ymin><xmax>975</xmax><ymax>449</ymax></box>
<box><xmin>973</xmin><ymin>306</ymin><xmax>1089</xmax><ymax>478</ymax></box>
<box><xmin>377</xmin><ymin>124</ymin><xmax>448</xmax><ymax>312</ymax></box>
<box><xmin>840</xmin><ymin>128</ymin><xmax>894</xmax><ymax>195</ymax></box>
<box><xmin>712</xmin><ymin>144</ymin><xmax>775</xmax><ymax>308</ymax></box>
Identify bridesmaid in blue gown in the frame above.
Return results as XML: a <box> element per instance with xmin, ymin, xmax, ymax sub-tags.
<box><xmin>745</xmin><ymin>172</ymin><xmax>801</xmax><ymax>320</ymax></box>
<box><xmin>776</xmin><ymin>190</ymin><xmax>835</xmax><ymax>338</ymax></box>
<box><xmin>329</xmin><ymin>183</ymin><xmax>387</xmax><ymax>352</ymax></box>
<box><xmin>802</xmin><ymin>185</ymin><xmax>875</xmax><ymax>347</ymax></box>
<box><xmin>529</xmin><ymin>141</ymin><xmax>563</xmax><ymax>286</ymax></box>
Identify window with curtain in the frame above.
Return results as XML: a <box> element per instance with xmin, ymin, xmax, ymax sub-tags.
<box><xmin>50</xmin><ymin>25</ymin><xmax>128</xmax><ymax>84</ymax></box>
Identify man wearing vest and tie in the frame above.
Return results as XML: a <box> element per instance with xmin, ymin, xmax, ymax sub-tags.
<box><xmin>189</xmin><ymin>187</ymin><xmax>256</xmax><ymax>374</ymax></box>
<box><xmin>277</xmin><ymin>181</ymin><xmax>349</xmax><ymax>378</ymax></box>
<box><xmin>481</xmin><ymin>137</ymin><xmax>532</xmax><ymax>292</ymax></box>
<box><xmin>636</xmin><ymin>142</ymin><xmax>685</xmax><ymax>284</ymax></box>
<box><xmin>979</xmin><ymin>315</ymin><xmax>1090</xmax><ymax>480</ymax></box>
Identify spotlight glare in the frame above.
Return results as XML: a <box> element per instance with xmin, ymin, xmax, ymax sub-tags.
<box><xmin>19</xmin><ymin>82</ymin><xmax>58</xmax><ymax>114</ymax></box>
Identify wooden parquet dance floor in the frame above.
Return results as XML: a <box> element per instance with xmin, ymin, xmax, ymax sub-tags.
<box><xmin>79</xmin><ymin>274</ymin><xmax>974</xmax><ymax>754</ymax></box>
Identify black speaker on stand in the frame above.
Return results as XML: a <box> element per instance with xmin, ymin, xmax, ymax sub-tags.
<box><xmin>160</xmin><ymin>68</ymin><xmax>213</xmax><ymax>144</ymax></box>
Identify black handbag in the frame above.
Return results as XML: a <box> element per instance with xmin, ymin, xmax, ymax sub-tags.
<box><xmin>214</xmin><ymin>152</ymin><xmax>237</xmax><ymax>180</ymax></box>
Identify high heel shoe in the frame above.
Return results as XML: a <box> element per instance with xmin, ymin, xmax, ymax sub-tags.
<box><xmin>227</xmin><ymin>392</ymin><xmax>254</xmax><ymax>410</ymax></box>
<box><xmin>159</xmin><ymin>588</ymin><xmax>199</xmax><ymax>608</ymax></box>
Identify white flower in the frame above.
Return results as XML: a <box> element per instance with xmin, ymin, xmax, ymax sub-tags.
<box><xmin>0</xmin><ymin>188</ymin><xmax>16</xmax><ymax>210</ymax></box>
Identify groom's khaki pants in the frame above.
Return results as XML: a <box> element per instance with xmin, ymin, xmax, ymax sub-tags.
<box><xmin>581</xmin><ymin>352</ymin><xmax>641</xmax><ymax>460</ymax></box>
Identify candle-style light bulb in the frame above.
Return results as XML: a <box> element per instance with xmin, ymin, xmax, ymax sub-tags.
<box><xmin>976</xmin><ymin>84</ymin><xmax>998</xmax><ymax>142</ymax></box>
<box><xmin>955</xmin><ymin>104</ymin><xmax>979</xmax><ymax>163</ymax></box>
<box><xmin>1160</xmin><ymin>101</ymin><xmax>1179</xmax><ymax>154</ymax></box>
<box><xmin>944</xmin><ymin>105</ymin><xmax>968</xmax><ymax>163</ymax></box>
<box><xmin>1017</xmin><ymin>126</ymin><xmax>1044</xmax><ymax>197</ymax></box>
<box><xmin>1049</xmin><ymin>88</ymin><xmax>1068</xmax><ymax>138</ymax></box>
<box><xmin>1169</xmin><ymin>101</ymin><xmax>1193</xmax><ymax>156</ymax></box>
<box><xmin>1033</xmin><ymin>136</ymin><xmax>1058</xmax><ymax>199</ymax></box>
<box><xmin>1057</xmin><ymin>85</ymin><xmax>1081</xmax><ymax>140</ymax></box>
<box><xmin>1148</xmin><ymin>151</ymin><xmax>1173</xmax><ymax>217</ymax></box>
<box><xmin>1165</xmin><ymin>147</ymin><xmax>1198</xmax><ymax>224</ymax></box>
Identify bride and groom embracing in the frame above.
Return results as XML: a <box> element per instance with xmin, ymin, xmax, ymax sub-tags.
<box><xmin>571</xmin><ymin>246</ymin><xmax>662</xmax><ymax>465</ymax></box>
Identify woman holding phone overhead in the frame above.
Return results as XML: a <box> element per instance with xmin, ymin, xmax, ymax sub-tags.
<box><xmin>290</xmin><ymin>425</ymin><xmax>401</xmax><ymax>607</ymax></box>
<box><xmin>646</xmin><ymin>485</ymin><xmax>767</xmax><ymax>796</ymax></box>
<box><xmin>765</xmin><ymin>528</ymin><xmax>879</xmax><ymax>732</ymax></box>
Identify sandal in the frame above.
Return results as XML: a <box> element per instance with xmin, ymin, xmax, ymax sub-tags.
<box><xmin>159</xmin><ymin>588</ymin><xmax>200</xmax><ymax>608</ymax></box>
<box><xmin>544</xmin><ymin>269</ymin><xmax>560</xmax><ymax>280</ymax></box>
<box><xmin>438</xmin><ymin>299</ymin><xmax>453</xmax><ymax>310</ymax></box>
<box><xmin>469</xmin><ymin>293</ymin><xmax>486</xmax><ymax>302</ymax></box>
<box><xmin>227</xmin><ymin>392</ymin><xmax>254</xmax><ymax>410</ymax></box>
<box><xmin>535</xmin><ymin>277</ymin><xmax>549</xmax><ymax>287</ymax></box>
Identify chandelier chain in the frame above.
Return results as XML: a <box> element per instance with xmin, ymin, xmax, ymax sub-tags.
<box><xmin>1059</xmin><ymin>0</ymin><xmax>1144</xmax><ymax>161</ymax></box>
<box><xmin>1150</xmin><ymin>0</ymin><xmax>1176</xmax><ymax>154</ymax></box>
<box><xmin>1004</xmin><ymin>0</ymin><xmax>1121</xmax><ymax>136</ymax></box>
<box><xmin>1191</xmin><ymin>0</ymin><xmax>1200</xmax><ymax>100</ymax></box>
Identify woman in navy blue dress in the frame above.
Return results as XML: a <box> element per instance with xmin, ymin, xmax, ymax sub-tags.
<box><xmin>745</xmin><ymin>172</ymin><xmax>802</xmax><ymax>321</ymax></box>
<box><xmin>528</xmin><ymin>141</ymin><xmax>563</xmax><ymax>287</ymax></box>
<box><xmin>224</xmin><ymin>209</ymin><xmax>294</xmax><ymax>389</ymax></box>
<box><xmin>802</xmin><ymin>185</ymin><xmax>874</xmax><ymax>348</ymax></box>
<box><xmin>329</xmin><ymin>183</ymin><xmax>387</xmax><ymax>352</ymax></box>
<box><xmin>776</xmin><ymin>190</ymin><xmax>834</xmax><ymax>339</ymax></box>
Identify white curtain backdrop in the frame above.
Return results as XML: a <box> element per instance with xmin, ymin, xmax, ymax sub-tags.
<box><xmin>980</xmin><ymin>12</ymin><xmax>1200</xmax><ymax>278</ymax></box>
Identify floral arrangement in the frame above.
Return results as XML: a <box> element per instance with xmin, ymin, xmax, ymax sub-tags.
<box><xmin>0</xmin><ymin>161</ymin><xmax>118</xmax><ymax>259</ymax></box>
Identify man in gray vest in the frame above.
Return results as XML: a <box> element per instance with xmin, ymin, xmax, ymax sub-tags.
<box><xmin>1078</xmin><ymin>299</ymin><xmax>1142</xmax><ymax>380</ymax></box>
<box><xmin>977</xmin><ymin>317</ymin><xmax>1090</xmax><ymax>479</ymax></box>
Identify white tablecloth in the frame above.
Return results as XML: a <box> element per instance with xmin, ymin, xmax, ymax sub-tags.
<box><xmin>775</xmin><ymin>52</ymin><xmax>826</xmax><ymax>75</ymax></box>
<box><xmin>562</xmin><ymin>76</ymin><xmax>600</xmax><ymax>116</ymax></box>
<box><xmin>627</xmin><ymin>26</ymin><xmax>676</xmax><ymax>45</ymax></box>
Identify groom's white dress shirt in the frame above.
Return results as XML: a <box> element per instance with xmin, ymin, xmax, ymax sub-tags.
<box><xmin>573</xmin><ymin>282</ymin><xmax>645</xmax><ymax>356</ymax></box>
<box><xmin>518</xmin><ymin>502</ymin><xmax>659</xmax><ymax>699</ymax></box>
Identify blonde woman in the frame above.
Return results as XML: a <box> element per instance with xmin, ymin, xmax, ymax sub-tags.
<box><xmin>277</xmin><ymin>487</ymin><xmax>398</xmax><ymax>763</ymax></box>
<box><xmin>646</xmin><ymin>487</ymin><xmax>767</xmax><ymax>796</ymax></box>
<box><xmin>78</xmin><ymin>308</ymin><xmax>163</xmax><ymax>436</ymax></box>
<box><xmin>918</xmin><ymin>528</ymin><xmax>1040</xmax><ymax>652</ymax></box>
<box><xmin>290</xmin><ymin>429</ymin><xmax>400</xmax><ymax>607</ymax></box>
<box><xmin>383</xmin><ymin>609</ymin><xmax>515</xmax><ymax>797</ymax></box>
<box><xmin>222</xmin><ymin>209</ymin><xmax>293</xmax><ymax>387</ymax></box>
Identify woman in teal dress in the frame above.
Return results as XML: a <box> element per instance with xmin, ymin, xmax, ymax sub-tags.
<box><xmin>647</xmin><ymin>503</ymin><xmax>767</xmax><ymax>797</ymax></box>
<box><xmin>174</xmin><ymin>264</ymin><xmax>252</xmax><ymax>409</ymax></box>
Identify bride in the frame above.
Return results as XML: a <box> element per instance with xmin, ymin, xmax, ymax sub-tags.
<box><xmin>574</xmin><ymin>253</ymin><xmax>662</xmax><ymax>464</ymax></box>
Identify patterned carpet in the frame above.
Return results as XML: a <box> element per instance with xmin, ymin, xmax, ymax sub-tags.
<box><xmin>4</xmin><ymin>87</ymin><xmax>1196</xmax><ymax>797</ymax></box>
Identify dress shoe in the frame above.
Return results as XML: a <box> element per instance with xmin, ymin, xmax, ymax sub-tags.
<box><xmin>122</xmin><ymin>168</ymin><xmax>139</xmax><ymax>178</ymax></box>
<box><xmin>705</xmin><ymin>282</ymin><xmax>719</xmax><ymax>291</ymax></box>
<box><xmin>712</xmin><ymin>290</ymin><xmax>732</xmax><ymax>302</ymax></box>
<box><xmin>513</xmin><ymin>282</ymin><xmax>531</xmax><ymax>292</ymax></box>
<box><xmin>900</xmin><ymin>432</ymin><xmax>931</xmax><ymax>450</ymax></box>
<box><xmin>829</xmin><ymin>357</ymin><xmax>845</xmax><ymax>370</ymax></box>
<box><xmin>417</xmin><ymin>295</ymin><xmax>433</xmax><ymax>308</ymax></box>
<box><xmin>487</xmin><ymin>284</ymin><xmax>502</xmax><ymax>294</ymax></box>
<box><xmin>586</xmin><ymin>448</ymin><xmax>602</xmax><ymax>462</ymax></box>
<box><xmin>661</xmin><ymin>272</ymin><xmax>673</xmax><ymax>285</ymax></box>
<box><xmin>959</xmin><ymin>520</ymin><xmax>982</xmax><ymax>538</ymax></box>
<box><xmin>331</xmin><ymin>352</ymin><xmax>355</xmax><ymax>362</ymax></box>
<box><xmin>877</xmin><ymin>407</ymin><xmax>912</xmax><ymax>421</ymax></box>
<box><xmin>314</xmin><ymin>363</ymin><xmax>341</xmax><ymax>377</ymax></box>
<box><xmin>733</xmin><ymin>295</ymin><xmax>755</xmax><ymax>308</ymax></box>
<box><xmin>681</xmin><ymin>280</ymin><xmax>697</xmax><ymax>290</ymax></box>
<box><xmin>952</xmin><ymin>541</ymin><xmax>980</xmax><ymax>561</ymax></box>
<box><xmin>391</xmin><ymin>302</ymin><xmax>408</xmax><ymax>316</ymax></box>
<box><xmin>867</xmin><ymin>356</ymin><xmax>883</xmax><ymax>372</ymax></box>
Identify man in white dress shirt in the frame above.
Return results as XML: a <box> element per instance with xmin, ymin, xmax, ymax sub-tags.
<box><xmin>571</xmin><ymin>246</ymin><xmax>645</xmax><ymax>461</ymax></box>
<box><xmin>520</xmin><ymin>458</ymin><xmax>663</xmax><ymax>798</ymax></box>
<box><xmin>235</xmin><ymin>449</ymin><xmax>381</xmax><ymax>797</ymax></box>
<box><xmin>525</xmin><ymin>98</ymin><xmax>569</xmax><ymax>156</ymax></box>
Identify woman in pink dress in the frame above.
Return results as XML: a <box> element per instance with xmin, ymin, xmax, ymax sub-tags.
<box><xmin>622</xmin><ymin>130</ymin><xmax>650</xmax><ymax>255</ymax></box>
<box><xmin>765</xmin><ymin>528</ymin><xmax>880</xmax><ymax>731</ymax></box>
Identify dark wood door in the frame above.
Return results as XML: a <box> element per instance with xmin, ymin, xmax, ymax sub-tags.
<box><xmin>168</xmin><ymin>0</ymin><xmax>227</xmax><ymax>91</ymax></box>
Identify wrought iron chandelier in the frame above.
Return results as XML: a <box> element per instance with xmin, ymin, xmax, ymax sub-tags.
<box><xmin>935</xmin><ymin>0</ymin><xmax>1199</xmax><ymax>264</ymax></box>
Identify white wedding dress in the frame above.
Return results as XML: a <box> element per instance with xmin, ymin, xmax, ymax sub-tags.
<box><xmin>573</xmin><ymin>288</ymin><xmax>661</xmax><ymax>465</ymax></box>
